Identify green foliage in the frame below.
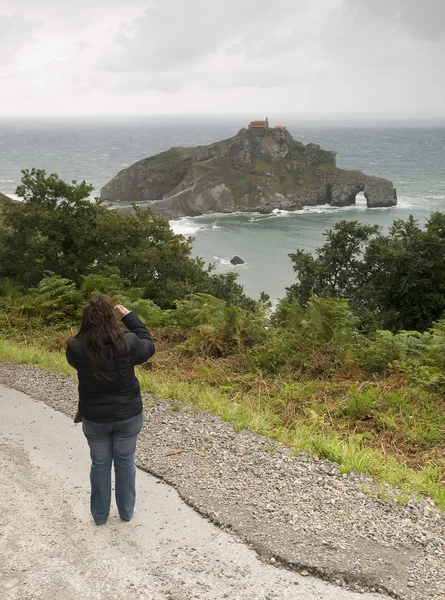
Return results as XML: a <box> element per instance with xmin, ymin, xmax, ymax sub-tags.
<box><xmin>0</xmin><ymin>169</ymin><xmax>107</xmax><ymax>287</ymax></box>
<box><xmin>253</xmin><ymin>296</ymin><xmax>357</xmax><ymax>374</ymax></box>
<box><xmin>29</xmin><ymin>272</ymin><xmax>81</xmax><ymax>322</ymax></box>
<box><xmin>355</xmin><ymin>330</ymin><xmax>402</xmax><ymax>375</ymax></box>
<box><xmin>339</xmin><ymin>387</ymin><xmax>380</xmax><ymax>420</ymax></box>
<box><xmin>362</xmin><ymin>214</ymin><xmax>445</xmax><ymax>331</ymax></box>
<box><xmin>0</xmin><ymin>169</ymin><xmax>252</xmax><ymax>310</ymax></box>
<box><xmin>0</xmin><ymin>192</ymin><xmax>15</xmax><ymax>223</ymax></box>
<box><xmin>117</xmin><ymin>298</ymin><xmax>169</xmax><ymax>328</ymax></box>
<box><xmin>0</xmin><ymin>191</ymin><xmax>14</xmax><ymax>205</ymax></box>
<box><xmin>396</xmin><ymin>316</ymin><xmax>445</xmax><ymax>388</ymax></box>
<box><xmin>288</xmin><ymin>213</ymin><xmax>445</xmax><ymax>332</ymax></box>
<box><xmin>287</xmin><ymin>220</ymin><xmax>380</xmax><ymax>305</ymax></box>
<box><xmin>79</xmin><ymin>272</ymin><xmax>141</xmax><ymax>300</ymax></box>
<box><xmin>176</xmin><ymin>294</ymin><xmax>269</xmax><ymax>356</ymax></box>
<box><xmin>174</xmin><ymin>294</ymin><xmax>227</xmax><ymax>328</ymax></box>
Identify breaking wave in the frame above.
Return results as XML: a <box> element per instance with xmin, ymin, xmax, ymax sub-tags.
<box><xmin>169</xmin><ymin>218</ymin><xmax>208</xmax><ymax>235</ymax></box>
<box><xmin>213</xmin><ymin>256</ymin><xmax>248</xmax><ymax>269</ymax></box>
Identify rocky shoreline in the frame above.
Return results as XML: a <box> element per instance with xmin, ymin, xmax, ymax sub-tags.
<box><xmin>0</xmin><ymin>362</ymin><xmax>443</xmax><ymax>600</ymax></box>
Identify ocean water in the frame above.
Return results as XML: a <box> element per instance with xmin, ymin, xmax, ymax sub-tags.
<box><xmin>1</xmin><ymin>116</ymin><xmax>444</xmax><ymax>301</ymax></box>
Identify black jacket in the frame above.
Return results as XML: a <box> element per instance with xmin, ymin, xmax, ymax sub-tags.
<box><xmin>66</xmin><ymin>312</ymin><xmax>155</xmax><ymax>422</ymax></box>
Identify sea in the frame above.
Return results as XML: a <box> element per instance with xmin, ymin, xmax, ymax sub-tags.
<box><xmin>1</xmin><ymin>115</ymin><xmax>444</xmax><ymax>302</ymax></box>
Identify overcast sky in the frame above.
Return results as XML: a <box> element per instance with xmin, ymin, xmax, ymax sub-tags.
<box><xmin>1</xmin><ymin>0</ymin><xmax>444</xmax><ymax>117</ymax></box>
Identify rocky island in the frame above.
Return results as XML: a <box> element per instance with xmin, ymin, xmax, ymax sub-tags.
<box><xmin>100</xmin><ymin>123</ymin><xmax>397</xmax><ymax>218</ymax></box>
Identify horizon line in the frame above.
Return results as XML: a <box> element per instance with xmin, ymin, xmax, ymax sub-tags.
<box><xmin>1</xmin><ymin>113</ymin><xmax>445</xmax><ymax>121</ymax></box>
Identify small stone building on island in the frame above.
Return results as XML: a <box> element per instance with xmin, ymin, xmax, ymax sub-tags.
<box><xmin>248</xmin><ymin>118</ymin><xmax>287</xmax><ymax>131</ymax></box>
<box><xmin>248</xmin><ymin>118</ymin><xmax>269</xmax><ymax>129</ymax></box>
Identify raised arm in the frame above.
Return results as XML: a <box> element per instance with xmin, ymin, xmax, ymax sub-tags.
<box><xmin>120</xmin><ymin>309</ymin><xmax>155</xmax><ymax>365</ymax></box>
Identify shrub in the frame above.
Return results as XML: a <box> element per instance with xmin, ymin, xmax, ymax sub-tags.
<box><xmin>29</xmin><ymin>272</ymin><xmax>81</xmax><ymax>322</ymax></box>
<box><xmin>253</xmin><ymin>297</ymin><xmax>357</xmax><ymax>375</ymax></box>
<box><xmin>355</xmin><ymin>330</ymin><xmax>402</xmax><ymax>375</ymax></box>
<box><xmin>177</xmin><ymin>294</ymin><xmax>269</xmax><ymax>357</ymax></box>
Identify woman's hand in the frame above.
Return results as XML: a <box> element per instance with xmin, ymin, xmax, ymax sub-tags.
<box><xmin>115</xmin><ymin>304</ymin><xmax>131</xmax><ymax>318</ymax></box>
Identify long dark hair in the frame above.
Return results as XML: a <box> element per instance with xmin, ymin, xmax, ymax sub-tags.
<box><xmin>76</xmin><ymin>294</ymin><xmax>129</xmax><ymax>380</ymax></box>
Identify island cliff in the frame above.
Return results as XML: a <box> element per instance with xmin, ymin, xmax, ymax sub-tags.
<box><xmin>100</xmin><ymin>127</ymin><xmax>397</xmax><ymax>218</ymax></box>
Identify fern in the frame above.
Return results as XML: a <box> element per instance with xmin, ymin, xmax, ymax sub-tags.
<box><xmin>30</xmin><ymin>271</ymin><xmax>81</xmax><ymax>321</ymax></box>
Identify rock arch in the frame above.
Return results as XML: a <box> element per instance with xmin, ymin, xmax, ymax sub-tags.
<box><xmin>328</xmin><ymin>174</ymin><xmax>397</xmax><ymax>208</ymax></box>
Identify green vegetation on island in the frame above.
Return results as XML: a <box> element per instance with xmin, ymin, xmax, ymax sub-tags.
<box><xmin>0</xmin><ymin>169</ymin><xmax>444</xmax><ymax>508</ymax></box>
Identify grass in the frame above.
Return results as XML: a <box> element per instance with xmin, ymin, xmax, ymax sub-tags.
<box><xmin>135</xmin><ymin>147</ymin><xmax>190</xmax><ymax>169</ymax></box>
<box><xmin>0</xmin><ymin>335</ymin><xmax>444</xmax><ymax>509</ymax></box>
<box><xmin>0</xmin><ymin>339</ymin><xmax>73</xmax><ymax>376</ymax></box>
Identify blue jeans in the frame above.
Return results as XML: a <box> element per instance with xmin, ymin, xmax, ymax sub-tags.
<box><xmin>82</xmin><ymin>412</ymin><xmax>143</xmax><ymax>525</ymax></box>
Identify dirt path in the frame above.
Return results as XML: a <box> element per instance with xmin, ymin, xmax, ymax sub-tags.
<box><xmin>0</xmin><ymin>383</ymin><xmax>383</xmax><ymax>600</ymax></box>
<box><xmin>165</xmin><ymin>166</ymin><xmax>217</xmax><ymax>200</ymax></box>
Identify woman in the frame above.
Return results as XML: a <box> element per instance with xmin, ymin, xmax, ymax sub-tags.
<box><xmin>66</xmin><ymin>294</ymin><xmax>155</xmax><ymax>525</ymax></box>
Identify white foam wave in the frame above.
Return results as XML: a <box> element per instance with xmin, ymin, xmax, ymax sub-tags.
<box><xmin>169</xmin><ymin>218</ymin><xmax>207</xmax><ymax>235</ymax></box>
<box><xmin>213</xmin><ymin>255</ymin><xmax>231</xmax><ymax>266</ymax></box>
<box><xmin>396</xmin><ymin>196</ymin><xmax>415</xmax><ymax>208</ymax></box>
<box><xmin>271</xmin><ymin>208</ymin><xmax>292</xmax><ymax>216</ymax></box>
<box><xmin>213</xmin><ymin>255</ymin><xmax>248</xmax><ymax>269</ymax></box>
<box><xmin>249</xmin><ymin>214</ymin><xmax>276</xmax><ymax>222</ymax></box>
<box><xmin>300</xmin><ymin>204</ymin><xmax>337</xmax><ymax>214</ymax></box>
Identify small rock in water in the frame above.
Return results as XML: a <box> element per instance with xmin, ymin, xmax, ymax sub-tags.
<box><xmin>230</xmin><ymin>255</ymin><xmax>245</xmax><ymax>265</ymax></box>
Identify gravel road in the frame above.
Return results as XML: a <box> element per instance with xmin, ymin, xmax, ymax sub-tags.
<box><xmin>0</xmin><ymin>363</ymin><xmax>444</xmax><ymax>600</ymax></box>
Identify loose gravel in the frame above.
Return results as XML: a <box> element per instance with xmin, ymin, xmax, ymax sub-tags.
<box><xmin>0</xmin><ymin>363</ymin><xmax>444</xmax><ymax>600</ymax></box>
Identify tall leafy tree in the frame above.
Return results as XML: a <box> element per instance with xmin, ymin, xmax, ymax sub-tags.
<box><xmin>287</xmin><ymin>220</ymin><xmax>380</xmax><ymax>304</ymax></box>
<box><xmin>362</xmin><ymin>214</ymin><xmax>445</xmax><ymax>331</ymax></box>
<box><xmin>0</xmin><ymin>169</ymin><xmax>108</xmax><ymax>287</ymax></box>
<box><xmin>287</xmin><ymin>214</ymin><xmax>445</xmax><ymax>331</ymax></box>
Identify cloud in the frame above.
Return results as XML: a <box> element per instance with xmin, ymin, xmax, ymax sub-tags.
<box><xmin>98</xmin><ymin>0</ymin><xmax>274</xmax><ymax>72</ymax></box>
<box><xmin>345</xmin><ymin>0</ymin><xmax>445</xmax><ymax>41</ymax></box>
<box><xmin>322</xmin><ymin>0</ymin><xmax>445</xmax><ymax>77</ymax></box>
<box><xmin>0</xmin><ymin>14</ymin><xmax>41</xmax><ymax>65</ymax></box>
<box><xmin>95</xmin><ymin>0</ymin><xmax>445</xmax><ymax>96</ymax></box>
<box><xmin>0</xmin><ymin>0</ymin><xmax>444</xmax><ymax>116</ymax></box>
<box><xmin>98</xmin><ymin>0</ymin><xmax>339</xmax><ymax>70</ymax></box>
<box><xmin>96</xmin><ymin>0</ymin><xmax>339</xmax><ymax>92</ymax></box>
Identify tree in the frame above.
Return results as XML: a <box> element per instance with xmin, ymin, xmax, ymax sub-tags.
<box><xmin>0</xmin><ymin>169</ymin><xmax>252</xmax><ymax>309</ymax></box>
<box><xmin>287</xmin><ymin>214</ymin><xmax>445</xmax><ymax>332</ymax></box>
<box><xmin>0</xmin><ymin>169</ymin><xmax>108</xmax><ymax>287</ymax></box>
<box><xmin>287</xmin><ymin>220</ymin><xmax>380</xmax><ymax>305</ymax></box>
<box><xmin>362</xmin><ymin>214</ymin><xmax>445</xmax><ymax>331</ymax></box>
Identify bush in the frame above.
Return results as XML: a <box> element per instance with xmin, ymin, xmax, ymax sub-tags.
<box><xmin>29</xmin><ymin>272</ymin><xmax>81</xmax><ymax>322</ymax></box>
<box><xmin>252</xmin><ymin>296</ymin><xmax>358</xmax><ymax>375</ymax></box>
<box><xmin>355</xmin><ymin>330</ymin><xmax>402</xmax><ymax>375</ymax></box>
<box><xmin>177</xmin><ymin>294</ymin><xmax>269</xmax><ymax>357</ymax></box>
<box><xmin>80</xmin><ymin>272</ymin><xmax>142</xmax><ymax>300</ymax></box>
<box><xmin>116</xmin><ymin>298</ymin><xmax>170</xmax><ymax>328</ymax></box>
